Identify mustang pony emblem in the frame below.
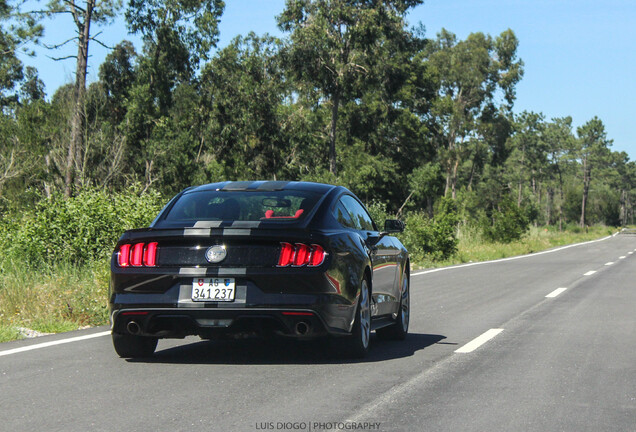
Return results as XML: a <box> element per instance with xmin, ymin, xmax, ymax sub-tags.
<box><xmin>205</xmin><ymin>245</ymin><xmax>227</xmax><ymax>263</ymax></box>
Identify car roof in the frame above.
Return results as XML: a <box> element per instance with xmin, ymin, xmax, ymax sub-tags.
<box><xmin>185</xmin><ymin>181</ymin><xmax>339</xmax><ymax>195</ymax></box>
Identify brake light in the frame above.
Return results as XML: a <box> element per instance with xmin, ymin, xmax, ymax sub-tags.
<box><xmin>277</xmin><ymin>243</ymin><xmax>326</xmax><ymax>267</ymax></box>
<box><xmin>143</xmin><ymin>242</ymin><xmax>158</xmax><ymax>267</ymax></box>
<box><xmin>278</xmin><ymin>242</ymin><xmax>295</xmax><ymax>266</ymax></box>
<box><xmin>131</xmin><ymin>243</ymin><xmax>144</xmax><ymax>266</ymax></box>
<box><xmin>293</xmin><ymin>244</ymin><xmax>311</xmax><ymax>266</ymax></box>
<box><xmin>309</xmin><ymin>245</ymin><xmax>325</xmax><ymax>266</ymax></box>
<box><xmin>117</xmin><ymin>242</ymin><xmax>159</xmax><ymax>268</ymax></box>
<box><xmin>118</xmin><ymin>244</ymin><xmax>131</xmax><ymax>267</ymax></box>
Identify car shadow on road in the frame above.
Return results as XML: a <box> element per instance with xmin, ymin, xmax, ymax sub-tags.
<box><xmin>127</xmin><ymin>333</ymin><xmax>446</xmax><ymax>365</ymax></box>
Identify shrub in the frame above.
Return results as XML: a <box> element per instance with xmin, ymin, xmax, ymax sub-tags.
<box><xmin>398</xmin><ymin>197</ymin><xmax>459</xmax><ymax>262</ymax></box>
<box><xmin>481</xmin><ymin>198</ymin><xmax>529</xmax><ymax>243</ymax></box>
<box><xmin>0</xmin><ymin>188</ymin><xmax>165</xmax><ymax>267</ymax></box>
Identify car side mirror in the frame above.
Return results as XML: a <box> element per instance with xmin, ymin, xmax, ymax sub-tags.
<box><xmin>384</xmin><ymin>219</ymin><xmax>405</xmax><ymax>233</ymax></box>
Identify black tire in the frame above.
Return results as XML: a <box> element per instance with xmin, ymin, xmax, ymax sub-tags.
<box><xmin>343</xmin><ymin>278</ymin><xmax>371</xmax><ymax>358</ymax></box>
<box><xmin>376</xmin><ymin>273</ymin><xmax>409</xmax><ymax>341</ymax></box>
<box><xmin>112</xmin><ymin>332</ymin><xmax>158</xmax><ymax>358</ymax></box>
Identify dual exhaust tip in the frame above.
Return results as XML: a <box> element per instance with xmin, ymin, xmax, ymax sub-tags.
<box><xmin>127</xmin><ymin>321</ymin><xmax>142</xmax><ymax>335</ymax></box>
<box><xmin>128</xmin><ymin>319</ymin><xmax>312</xmax><ymax>336</ymax></box>
<box><xmin>295</xmin><ymin>321</ymin><xmax>311</xmax><ymax>336</ymax></box>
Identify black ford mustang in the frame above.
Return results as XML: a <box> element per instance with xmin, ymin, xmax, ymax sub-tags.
<box><xmin>109</xmin><ymin>181</ymin><xmax>409</xmax><ymax>358</ymax></box>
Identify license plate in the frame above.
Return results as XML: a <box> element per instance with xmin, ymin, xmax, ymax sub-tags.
<box><xmin>192</xmin><ymin>278</ymin><xmax>236</xmax><ymax>302</ymax></box>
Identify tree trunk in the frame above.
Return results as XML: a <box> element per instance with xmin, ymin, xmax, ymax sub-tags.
<box><xmin>65</xmin><ymin>1</ymin><xmax>94</xmax><ymax>198</ymax></box>
<box><xmin>546</xmin><ymin>186</ymin><xmax>553</xmax><ymax>226</ymax></box>
<box><xmin>444</xmin><ymin>168</ymin><xmax>451</xmax><ymax>197</ymax></box>
<box><xmin>555</xmin><ymin>161</ymin><xmax>565</xmax><ymax>231</ymax></box>
<box><xmin>329</xmin><ymin>91</ymin><xmax>340</xmax><ymax>176</ymax></box>
<box><xmin>580</xmin><ymin>160</ymin><xmax>590</xmax><ymax>228</ymax></box>
<box><xmin>444</xmin><ymin>133</ymin><xmax>457</xmax><ymax>197</ymax></box>
<box><xmin>619</xmin><ymin>189</ymin><xmax>625</xmax><ymax>227</ymax></box>
<box><xmin>451</xmin><ymin>158</ymin><xmax>459</xmax><ymax>199</ymax></box>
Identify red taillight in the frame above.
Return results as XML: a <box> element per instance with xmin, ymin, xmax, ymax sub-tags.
<box><xmin>118</xmin><ymin>242</ymin><xmax>159</xmax><ymax>268</ymax></box>
<box><xmin>309</xmin><ymin>245</ymin><xmax>325</xmax><ymax>266</ymax></box>
<box><xmin>278</xmin><ymin>243</ymin><xmax>326</xmax><ymax>267</ymax></box>
<box><xmin>118</xmin><ymin>244</ymin><xmax>131</xmax><ymax>267</ymax></box>
<box><xmin>293</xmin><ymin>243</ymin><xmax>311</xmax><ymax>266</ymax></box>
<box><xmin>131</xmin><ymin>243</ymin><xmax>144</xmax><ymax>266</ymax></box>
<box><xmin>278</xmin><ymin>242</ymin><xmax>295</xmax><ymax>267</ymax></box>
<box><xmin>143</xmin><ymin>242</ymin><xmax>158</xmax><ymax>267</ymax></box>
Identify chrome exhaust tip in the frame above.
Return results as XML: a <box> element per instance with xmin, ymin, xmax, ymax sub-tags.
<box><xmin>295</xmin><ymin>321</ymin><xmax>310</xmax><ymax>336</ymax></box>
<box><xmin>127</xmin><ymin>321</ymin><xmax>141</xmax><ymax>335</ymax></box>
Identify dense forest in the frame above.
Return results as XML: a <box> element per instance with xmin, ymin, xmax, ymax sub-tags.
<box><xmin>1</xmin><ymin>0</ymin><xmax>635</xmax><ymax>256</ymax></box>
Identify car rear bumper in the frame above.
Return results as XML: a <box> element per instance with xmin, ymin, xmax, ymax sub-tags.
<box><xmin>109</xmin><ymin>272</ymin><xmax>358</xmax><ymax>338</ymax></box>
<box><xmin>110</xmin><ymin>306</ymin><xmax>351</xmax><ymax>339</ymax></box>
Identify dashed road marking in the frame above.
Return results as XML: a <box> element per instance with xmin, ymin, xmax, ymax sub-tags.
<box><xmin>546</xmin><ymin>288</ymin><xmax>567</xmax><ymax>298</ymax></box>
<box><xmin>619</xmin><ymin>256</ymin><xmax>626</xmax><ymax>260</ymax></box>
<box><xmin>584</xmin><ymin>270</ymin><xmax>597</xmax><ymax>276</ymax></box>
<box><xmin>0</xmin><ymin>331</ymin><xmax>111</xmax><ymax>358</ymax></box>
<box><xmin>455</xmin><ymin>329</ymin><xmax>504</xmax><ymax>353</ymax></box>
<box><xmin>605</xmin><ymin>262</ymin><xmax>614</xmax><ymax>266</ymax></box>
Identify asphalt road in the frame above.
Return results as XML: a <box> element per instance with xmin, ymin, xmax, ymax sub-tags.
<box><xmin>1</xmin><ymin>234</ymin><xmax>635</xmax><ymax>432</ymax></box>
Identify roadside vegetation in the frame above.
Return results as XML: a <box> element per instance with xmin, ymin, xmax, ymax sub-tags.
<box><xmin>0</xmin><ymin>1</ymin><xmax>634</xmax><ymax>342</ymax></box>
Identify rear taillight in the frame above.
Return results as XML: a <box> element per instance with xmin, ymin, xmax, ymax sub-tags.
<box><xmin>277</xmin><ymin>243</ymin><xmax>326</xmax><ymax>267</ymax></box>
<box><xmin>293</xmin><ymin>244</ymin><xmax>311</xmax><ymax>266</ymax></box>
<box><xmin>131</xmin><ymin>243</ymin><xmax>144</xmax><ymax>266</ymax></box>
<box><xmin>143</xmin><ymin>242</ymin><xmax>158</xmax><ymax>266</ymax></box>
<box><xmin>309</xmin><ymin>245</ymin><xmax>325</xmax><ymax>266</ymax></box>
<box><xmin>118</xmin><ymin>244</ymin><xmax>131</xmax><ymax>267</ymax></box>
<box><xmin>278</xmin><ymin>243</ymin><xmax>295</xmax><ymax>267</ymax></box>
<box><xmin>117</xmin><ymin>242</ymin><xmax>158</xmax><ymax>268</ymax></box>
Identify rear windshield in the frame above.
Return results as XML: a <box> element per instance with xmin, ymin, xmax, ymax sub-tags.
<box><xmin>163</xmin><ymin>190</ymin><xmax>322</xmax><ymax>222</ymax></box>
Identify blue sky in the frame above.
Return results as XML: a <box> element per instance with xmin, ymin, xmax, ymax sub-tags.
<box><xmin>20</xmin><ymin>0</ymin><xmax>636</xmax><ymax>160</ymax></box>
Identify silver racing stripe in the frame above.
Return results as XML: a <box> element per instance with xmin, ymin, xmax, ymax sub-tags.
<box><xmin>193</xmin><ymin>221</ymin><xmax>223</xmax><ymax>228</ymax></box>
<box><xmin>178</xmin><ymin>267</ymin><xmax>208</xmax><ymax>276</ymax></box>
<box><xmin>217</xmin><ymin>268</ymin><xmax>247</xmax><ymax>276</ymax></box>
<box><xmin>230</xmin><ymin>221</ymin><xmax>262</xmax><ymax>228</ymax></box>
<box><xmin>184</xmin><ymin>228</ymin><xmax>212</xmax><ymax>237</ymax></box>
<box><xmin>222</xmin><ymin>229</ymin><xmax>252</xmax><ymax>236</ymax></box>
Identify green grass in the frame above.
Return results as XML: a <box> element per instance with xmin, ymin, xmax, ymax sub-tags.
<box><xmin>0</xmin><ymin>259</ymin><xmax>110</xmax><ymax>343</ymax></box>
<box><xmin>0</xmin><ymin>325</ymin><xmax>22</xmax><ymax>343</ymax></box>
<box><xmin>413</xmin><ymin>224</ymin><xmax>616</xmax><ymax>269</ymax></box>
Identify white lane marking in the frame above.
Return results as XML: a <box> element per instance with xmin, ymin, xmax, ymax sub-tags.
<box><xmin>546</xmin><ymin>288</ymin><xmax>567</xmax><ymax>298</ymax></box>
<box><xmin>0</xmin><ymin>331</ymin><xmax>110</xmax><ymax>358</ymax></box>
<box><xmin>455</xmin><ymin>329</ymin><xmax>504</xmax><ymax>354</ymax></box>
<box><xmin>619</xmin><ymin>256</ymin><xmax>626</xmax><ymax>260</ymax></box>
<box><xmin>605</xmin><ymin>262</ymin><xmax>614</xmax><ymax>266</ymax></box>
<box><xmin>412</xmin><ymin>235</ymin><xmax>614</xmax><ymax>277</ymax></box>
<box><xmin>628</xmin><ymin>252</ymin><xmax>633</xmax><ymax>255</ymax></box>
<box><xmin>584</xmin><ymin>270</ymin><xmax>597</xmax><ymax>276</ymax></box>
<box><xmin>345</xmin><ymin>328</ymin><xmax>504</xmax><ymax>424</ymax></box>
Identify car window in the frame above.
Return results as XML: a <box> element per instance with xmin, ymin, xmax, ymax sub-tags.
<box><xmin>333</xmin><ymin>201</ymin><xmax>356</xmax><ymax>229</ymax></box>
<box><xmin>339</xmin><ymin>195</ymin><xmax>376</xmax><ymax>231</ymax></box>
<box><xmin>163</xmin><ymin>190</ymin><xmax>321</xmax><ymax>222</ymax></box>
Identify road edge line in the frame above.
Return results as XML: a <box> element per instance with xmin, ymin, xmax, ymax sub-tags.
<box><xmin>0</xmin><ymin>331</ymin><xmax>111</xmax><ymax>357</ymax></box>
<box><xmin>412</xmin><ymin>235</ymin><xmax>614</xmax><ymax>277</ymax></box>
